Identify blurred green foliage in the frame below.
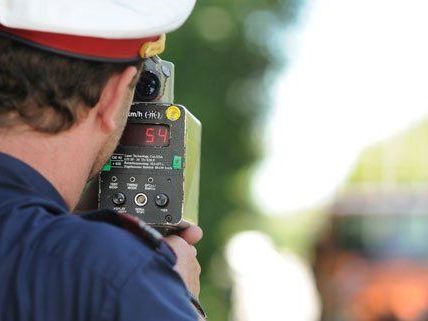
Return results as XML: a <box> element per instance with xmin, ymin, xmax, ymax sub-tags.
<box><xmin>163</xmin><ymin>1</ymin><xmax>302</xmax><ymax>319</ymax></box>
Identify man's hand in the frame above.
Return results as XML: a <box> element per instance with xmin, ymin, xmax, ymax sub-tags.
<box><xmin>177</xmin><ymin>224</ymin><xmax>203</xmax><ymax>245</ymax></box>
<box><xmin>164</xmin><ymin>224</ymin><xmax>203</xmax><ymax>298</ymax></box>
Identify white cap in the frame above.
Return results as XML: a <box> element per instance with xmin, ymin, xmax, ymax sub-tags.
<box><xmin>0</xmin><ymin>0</ymin><xmax>196</xmax><ymax>61</ymax></box>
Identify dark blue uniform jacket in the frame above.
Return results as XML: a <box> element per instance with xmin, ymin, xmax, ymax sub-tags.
<box><xmin>0</xmin><ymin>152</ymin><xmax>197</xmax><ymax>321</ymax></box>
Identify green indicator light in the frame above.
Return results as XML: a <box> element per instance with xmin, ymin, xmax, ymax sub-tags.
<box><xmin>172</xmin><ymin>156</ymin><xmax>183</xmax><ymax>170</ymax></box>
<box><xmin>102</xmin><ymin>160</ymin><xmax>112</xmax><ymax>172</ymax></box>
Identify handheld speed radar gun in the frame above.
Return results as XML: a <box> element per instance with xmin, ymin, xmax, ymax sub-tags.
<box><xmin>98</xmin><ymin>57</ymin><xmax>201</xmax><ymax>234</ymax></box>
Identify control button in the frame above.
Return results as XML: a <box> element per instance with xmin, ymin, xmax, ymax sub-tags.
<box><xmin>111</xmin><ymin>176</ymin><xmax>118</xmax><ymax>182</ymax></box>
<box><xmin>172</xmin><ymin>156</ymin><xmax>182</xmax><ymax>170</ymax></box>
<box><xmin>112</xmin><ymin>193</ymin><xmax>126</xmax><ymax>206</ymax></box>
<box><xmin>148</xmin><ymin>177</ymin><xmax>154</xmax><ymax>183</ymax></box>
<box><xmin>155</xmin><ymin>194</ymin><xmax>169</xmax><ymax>207</ymax></box>
<box><xmin>135</xmin><ymin>193</ymin><xmax>148</xmax><ymax>207</ymax></box>
<box><xmin>130</xmin><ymin>177</ymin><xmax>136</xmax><ymax>183</ymax></box>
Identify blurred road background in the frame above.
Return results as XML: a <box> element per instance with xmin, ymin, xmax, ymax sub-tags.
<box><xmin>165</xmin><ymin>0</ymin><xmax>428</xmax><ymax>320</ymax></box>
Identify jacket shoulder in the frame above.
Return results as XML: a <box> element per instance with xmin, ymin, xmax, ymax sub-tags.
<box><xmin>32</xmin><ymin>213</ymin><xmax>158</xmax><ymax>288</ymax></box>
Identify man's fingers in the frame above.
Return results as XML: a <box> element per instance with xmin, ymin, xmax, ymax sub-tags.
<box><xmin>164</xmin><ymin>236</ymin><xmax>198</xmax><ymax>256</ymax></box>
<box><xmin>190</xmin><ymin>245</ymin><xmax>197</xmax><ymax>257</ymax></box>
<box><xmin>164</xmin><ymin>235</ymin><xmax>188</xmax><ymax>250</ymax></box>
<box><xmin>178</xmin><ymin>224</ymin><xmax>203</xmax><ymax>245</ymax></box>
<box><xmin>164</xmin><ymin>234</ymin><xmax>201</xmax><ymax>297</ymax></box>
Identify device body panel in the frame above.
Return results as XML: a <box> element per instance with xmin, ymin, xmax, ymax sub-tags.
<box><xmin>99</xmin><ymin>103</ymin><xmax>201</xmax><ymax>233</ymax></box>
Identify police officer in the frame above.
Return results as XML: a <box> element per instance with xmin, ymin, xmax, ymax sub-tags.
<box><xmin>0</xmin><ymin>0</ymin><xmax>206</xmax><ymax>320</ymax></box>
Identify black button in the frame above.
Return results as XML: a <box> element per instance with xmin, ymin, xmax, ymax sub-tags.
<box><xmin>155</xmin><ymin>194</ymin><xmax>169</xmax><ymax>207</ymax></box>
<box><xmin>112</xmin><ymin>193</ymin><xmax>126</xmax><ymax>206</ymax></box>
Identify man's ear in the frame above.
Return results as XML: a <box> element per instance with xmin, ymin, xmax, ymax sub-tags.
<box><xmin>96</xmin><ymin>66</ymin><xmax>138</xmax><ymax>133</ymax></box>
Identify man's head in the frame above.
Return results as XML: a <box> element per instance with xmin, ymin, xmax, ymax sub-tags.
<box><xmin>0</xmin><ymin>38</ymin><xmax>140</xmax><ymax>134</ymax></box>
<box><xmin>0</xmin><ymin>37</ymin><xmax>141</xmax><ymax>177</ymax></box>
<box><xmin>0</xmin><ymin>0</ymin><xmax>196</xmax><ymax>208</ymax></box>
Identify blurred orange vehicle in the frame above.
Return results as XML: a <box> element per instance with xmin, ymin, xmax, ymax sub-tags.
<box><xmin>314</xmin><ymin>190</ymin><xmax>428</xmax><ymax>321</ymax></box>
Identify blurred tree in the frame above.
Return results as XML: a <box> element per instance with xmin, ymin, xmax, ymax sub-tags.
<box><xmin>164</xmin><ymin>1</ymin><xmax>302</xmax><ymax>319</ymax></box>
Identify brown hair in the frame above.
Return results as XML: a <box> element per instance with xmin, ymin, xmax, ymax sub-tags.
<box><xmin>0</xmin><ymin>38</ymin><xmax>140</xmax><ymax>133</ymax></box>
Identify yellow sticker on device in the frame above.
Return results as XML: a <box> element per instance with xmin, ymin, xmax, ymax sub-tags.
<box><xmin>166</xmin><ymin>105</ymin><xmax>181</xmax><ymax>121</ymax></box>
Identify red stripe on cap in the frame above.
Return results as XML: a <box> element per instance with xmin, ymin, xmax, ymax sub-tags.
<box><xmin>0</xmin><ymin>24</ymin><xmax>159</xmax><ymax>61</ymax></box>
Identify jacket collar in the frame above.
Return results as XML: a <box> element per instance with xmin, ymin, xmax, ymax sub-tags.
<box><xmin>0</xmin><ymin>152</ymin><xmax>68</xmax><ymax>212</ymax></box>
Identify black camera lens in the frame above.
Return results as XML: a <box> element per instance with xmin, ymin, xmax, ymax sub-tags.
<box><xmin>134</xmin><ymin>71</ymin><xmax>161</xmax><ymax>102</ymax></box>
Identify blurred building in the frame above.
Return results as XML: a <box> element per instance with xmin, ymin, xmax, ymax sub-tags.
<box><xmin>315</xmin><ymin>189</ymin><xmax>428</xmax><ymax>321</ymax></box>
<box><xmin>314</xmin><ymin>120</ymin><xmax>428</xmax><ymax>321</ymax></box>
